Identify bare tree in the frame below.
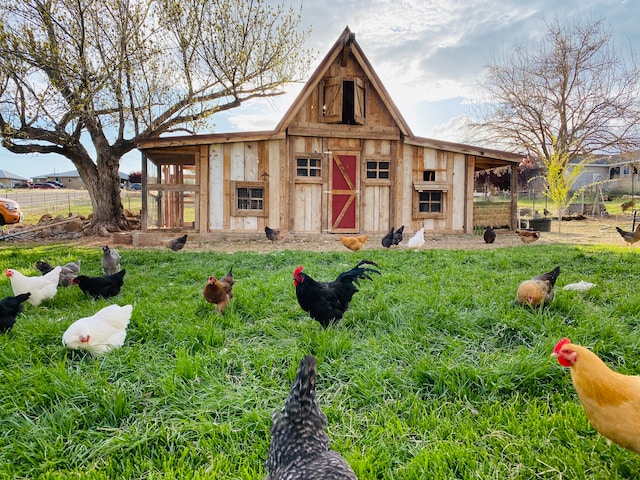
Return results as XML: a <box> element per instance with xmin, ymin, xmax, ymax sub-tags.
<box><xmin>0</xmin><ymin>0</ymin><xmax>312</xmax><ymax>234</ymax></box>
<box><xmin>474</xmin><ymin>16</ymin><xmax>640</xmax><ymax>230</ymax></box>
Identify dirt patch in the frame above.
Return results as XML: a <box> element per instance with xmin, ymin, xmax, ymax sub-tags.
<box><xmin>2</xmin><ymin>215</ymin><xmax>634</xmax><ymax>252</ymax></box>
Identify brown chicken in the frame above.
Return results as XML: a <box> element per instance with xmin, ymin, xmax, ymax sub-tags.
<box><xmin>615</xmin><ymin>224</ymin><xmax>640</xmax><ymax>245</ymax></box>
<box><xmin>552</xmin><ymin>338</ymin><xmax>640</xmax><ymax>455</ymax></box>
<box><xmin>339</xmin><ymin>235</ymin><xmax>368</xmax><ymax>252</ymax></box>
<box><xmin>621</xmin><ymin>200</ymin><xmax>635</xmax><ymax>212</ymax></box>
<box><xmin>516</xmin><ymin>265</ymin><xmax>560</xmax><ymax>307</ymax></box>
<box><xmin>516</xmin><ymin>229</ymin><xmax>540</xmax><ymax>244</ymax></box>
<box><xmin>203</xmin><ymin>267</ymin><xmax>234</xmax><ymax>313</ymax></box>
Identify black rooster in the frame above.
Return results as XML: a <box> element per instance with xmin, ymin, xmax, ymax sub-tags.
<box><xmin>293</xmin><ymin>260</ymin><xmax>380</xmax><ymax>328</ymax></box>
<box><xmin>0</xmin><ymin>293</ymin><xmax>31</xmax><ymax>333</ymax></box>
<box><xmin>381</xmin><ymin>226</ymin><xmax>405</xmax><ymax>248</ymax></box>
<box><xmin>265</xmin><ymin>355</ymin><xmax>357</xmax><ymax>480</ymax></box>
<box><xmin>72</xmin><ymin>270</ymin><xmax>126</xmax><ymax>299</ymax></box>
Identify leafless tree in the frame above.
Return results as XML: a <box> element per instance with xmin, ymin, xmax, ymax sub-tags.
<box><xmin>0</xmin><ymin>0</ymin><xmax>312</xmax><ymax>234</ymax></box>
<box><xmin>474</xmin><ymin>16</ymin><xmax>640</xmax><ymax>229</ymax></box>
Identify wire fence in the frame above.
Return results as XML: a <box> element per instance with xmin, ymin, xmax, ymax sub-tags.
<box><xmin>1</xmin><ymin>189</ymin><xmax>141</xmax><ymax>220</ymax></box>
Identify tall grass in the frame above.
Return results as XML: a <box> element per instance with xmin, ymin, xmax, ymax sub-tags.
<box><xmin>0</xmin><ymin>244</ymin><xmax>639</xmax><ymax>479</ymax></box>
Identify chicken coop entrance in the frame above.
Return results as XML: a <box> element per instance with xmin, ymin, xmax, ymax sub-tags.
<box><xmin>329</xmin><ymin>153</ymin><xmax>359</xmax><ymax>233</ymax></box>
<box><xmin>143</xmin><ymin>150</ymin><xmax>199</xmax><ymax>231</ymax></box>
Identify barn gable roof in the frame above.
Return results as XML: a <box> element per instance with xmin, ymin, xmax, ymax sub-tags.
<box><xmin>274</xmin><ymin>26</ymin><xmax>413</xmax><ymax>137</ymax></box>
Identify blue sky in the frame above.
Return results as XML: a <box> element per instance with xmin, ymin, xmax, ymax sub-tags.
<box><xmin>1</xmin><ymin>0</ymin><xmax>638</xmax><ymax>179</ymax></box>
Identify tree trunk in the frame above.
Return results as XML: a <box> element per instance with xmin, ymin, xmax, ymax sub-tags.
<box><xmin>72</xmin><ymin>148</ymin><xmax>130</xmax><ymax>235</ymax></box>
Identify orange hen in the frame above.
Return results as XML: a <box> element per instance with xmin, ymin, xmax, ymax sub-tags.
<box><xmin>552</xmin><ymin>338</ymin><xmax>640</xmax><ymax>455</ymax></box>
<box><xmin>203</xmin><ymin>267</ymin><xmax>234</xmax><ymax>313</ymax></box>
<box><xmin>339</xmin><ymin>235</ymin><xmax>368</xmax><ymax>252</ymax></box>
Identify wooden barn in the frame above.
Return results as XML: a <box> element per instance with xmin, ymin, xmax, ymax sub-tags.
<box><xmin>135</xmin><ymin>27</ymin><xmax>522</xmax><ymax>244</ymax></box>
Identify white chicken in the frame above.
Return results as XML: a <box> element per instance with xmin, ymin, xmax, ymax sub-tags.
<box><xmin>407</xmin><ymin>227</ymin><xmax>425</xmax><ymax>249</ymax></box>
<box><xmin>62</xmin><ymin>304</ymin><xmax>133</xmax><ymax>355</ymax></box>
<box><xmin>5</xmin><ymin>266</ymin><xmax>61</xmax><ymax>306</ymax></box>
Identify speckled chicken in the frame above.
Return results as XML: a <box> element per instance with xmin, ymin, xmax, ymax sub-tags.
<box><xmin>101</xmin><ymin>246</ymin><xmax>121</xmax><ymax>275</ymax></box>
<box><xmin>166</xmin><ymin>234</ymin><xmax>188</xmax><ymax>251</ymax></box>
<box><xmin>203</xmin><ymin>267</ymin><xmax>234</xmax><ymax>313</ymax></box>
<box><xmin>265</xmin><ymin>355</ymin><xmax>358</xmax><ymax>480</ymax></box>
<box><xmin>35</xmin><ymin>260</ymin><xmax>81</xmax><ymax>287</ymax></box>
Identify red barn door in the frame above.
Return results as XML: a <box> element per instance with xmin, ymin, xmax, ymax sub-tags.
<box><xmin>330</xmin><ymin>153</ymin><xmax>359</xmax><ymax>232</ymax></box>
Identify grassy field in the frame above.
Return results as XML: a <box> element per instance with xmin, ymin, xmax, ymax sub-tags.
<box><xmin>1</xmin><ymin>244</ymin><xmax>639</xmax><ymax>479</ymax></box>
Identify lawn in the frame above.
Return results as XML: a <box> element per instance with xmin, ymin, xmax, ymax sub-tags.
<box><xmin>0</xmin><ymin>243</ymin><xmax>639</xmax><ymax>479</ymax></box>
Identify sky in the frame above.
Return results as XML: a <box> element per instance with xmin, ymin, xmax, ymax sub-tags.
<box><xmin>1</xmin><ymin>0</ymin><xmax>638</xmax><ymax>180</ymax></box>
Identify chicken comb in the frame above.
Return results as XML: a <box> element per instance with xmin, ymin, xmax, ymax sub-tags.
<box><xmin>553</xmin><ymin>337</ymin><xmax>571</xmax><ymax>354</ymax></box>
<box><xmin>294</xmin><ymin>266</ymin><xmax>304</xmax><ymax>276</ymax></box>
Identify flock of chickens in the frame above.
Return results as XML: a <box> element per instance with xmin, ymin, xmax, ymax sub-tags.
<box><xmin>2</xmin><ymin>224</ymin><xmax>640</xmax><ymax>478</ymax></box>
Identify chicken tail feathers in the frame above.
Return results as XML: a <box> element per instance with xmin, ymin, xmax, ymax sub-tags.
<box><xmin>535</xmin><ymin>266</ymin><xmax>560</xmax><ymax>286</ymax></box>
<box><xmin>337</xmin><ymin>259</ymin><xmax>381</xmax><ymax>285</ymax></box>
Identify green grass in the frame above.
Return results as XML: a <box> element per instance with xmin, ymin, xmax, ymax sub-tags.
<box><xmin>1</xmin><ymin>244</ymin><xmax>639</xmax><ymax>479</ymax></box>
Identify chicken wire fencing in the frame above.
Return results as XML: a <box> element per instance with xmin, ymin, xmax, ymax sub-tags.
<box><xmin>1</xmin><ymin>189</ymin><xmax>141</xmax><ymax>219</ymax></box>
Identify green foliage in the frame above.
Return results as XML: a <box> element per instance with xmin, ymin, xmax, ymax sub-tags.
<box><xmin>1</xmin><ymin>244</ymin><xmax>639</xmax><ymax>478</ymax></box>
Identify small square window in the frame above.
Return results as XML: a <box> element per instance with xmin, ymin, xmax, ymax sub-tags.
<box><xmin>366</xmin><ymin>160</ymin><xmax>390</xmax><ymax>180</ymax></box>
<box><xmin>296</xmin><ymin>157</ymin><xmax>322</xmax><ymax>177</ymax></box>
<box><xmin>418</xmin><ymin>191</ymin><xmax>442</xmax><ymax>213</ymax></box>
<box><xmin>237</xmin><ymin>186</ymin><xmax>264</xmax><ymax>211</ymax></box>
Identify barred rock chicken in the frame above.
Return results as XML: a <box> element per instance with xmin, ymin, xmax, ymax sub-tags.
<box><xmin>516</xmin><ymin>229</ymin><xmax>540</xmax><ymax>244</ymax></box>
<box><xmin>62</xmin><ymin>304</ymin><xmax>133</xmax><ymax>355</ymax></box>
<box><xmin>72</xmin><ymin>270</ymin><xmax>126</xmax><ymax>299</ymax></box>
<box><xmin>5</xmin><ymin>266</ymin><xmax>61</xmax><ymax>306</ymax></box>
<box><xmin>0</xmin><ymin>293</ymin><xmax>31</xmax><ymax>333</ymax></box>
<box><xmin>516</xmin><ymin>266</ymin><xmax>560</xmax><ymax>307</ymax></box>
<box><xmin>615</xmin><ymin>224</ymin><xmax>640</xmax><ymax>246</ymax></box>
<box><xmin>339</xmin><ymin>235</ymin><xmax>368</xmax><ymax>252</ymax></box>
<box><xmin>265</xmin><ymin>355</ymin><xmax>358</xmax><ymax>480</ymax></box>
<box><xmin>552</xmin><ymin>338</ymin><xmax>640</xmax><ymax>455</ymax></box>
<box><xmin>101</xmin><ymin>245</ymin><xmax>121</xmax><ymax>275</ymax></box>
<box><xmin>293</xmin><ymin>260</ymin><xmax>380</xmax><ymax>328</ymax></box>
<box><xmin>166</xmin><ymin>234</ymin><xmax>188</xmax><ymax>251</ymax></box>
<box><xmin>265</xmin><ymin>226</ymin><xmax>281</xmax><ymax>242</ymax></box>
<box><xmin>35</xmin><ymin>260</ymin><xmax>81</xmax><ymax>287</ymax></box>
<box><xmin>483</xmin><ymin>227</ymin><xmax>496</xmax><ymax>244</ymax></box>
<box><xmin>203</xmin><ymin>267</ymin><xmax>234</xmax><ymax>313</ymax></box>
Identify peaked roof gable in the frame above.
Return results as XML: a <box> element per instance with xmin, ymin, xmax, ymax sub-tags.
<box><xmin>274</xmin><ymin>26</ymin><xmax>413</xmax><ymax>137</ymax></box>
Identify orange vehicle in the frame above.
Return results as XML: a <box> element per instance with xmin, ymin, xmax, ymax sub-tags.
<box><xmin>0</xmin><ymin>198</ymin><xmax>23</xmax><ymax>225</ymax></box>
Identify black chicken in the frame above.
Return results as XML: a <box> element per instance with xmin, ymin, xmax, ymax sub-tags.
<box><xmin>265</xmin><ymin>226</ymin><xmax>281</xmax><ymax>242</ymax></box>
<box><xmin>293</xmin><ymin>260</ymin><xmax>380</xmax><ymax>328</ymax></box>
<box><xmin>392</xmin><ymin>225</ymin><xmax>404</xmax><ymax>246</ymax></box>
<box><xmin>167</xmin><ymin>234</ymin><xmax>188</xmax><ymax>251</ymax></box>
<box><xmin>381</xmin><ymin>227</ymin><xmax>394</xmax><ymax>248</ymax></box>
<box><xmin>0</xmin><ymin>293</ymin><xmax>31</xmax><ymax>333</ymax></box>
<box><xmin>72</xmin><ymin>270</ymin><xmax>126</xmax><ymax>299</ymax></box>
<box><xmin>265</xmin><ymin>355</ymin><xmax>358</xmax><ymax>480</ymax></box>
<box><xmin>483</xmin><ymin>227</ymin><xmax>496</xmax><ymax>244</ymax></box>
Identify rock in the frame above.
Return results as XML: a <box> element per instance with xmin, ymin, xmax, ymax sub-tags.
<box><xmin>64</xmin><ymin>218</ymin><xmax>84</xmax><ymax>232</ymax></box>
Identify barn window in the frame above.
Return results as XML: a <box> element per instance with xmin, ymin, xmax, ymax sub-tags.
<box><xmin>366</xmin><ymin>161</ymin><xmax>390</xmax><ymax>179</ymax></box>
<box><xmin>231</xmin><ymin>181</ymin><xmax>267</xmax><ymax>216</ymax></box>
<box><xmin>418</xmin><ymin>191</ymin><xmax>442</xmax><ymax>213</ymax></box>
<box><xmin>423</xmin><ymin>170</ymin><xmax>436</xmax><ymax>181</ymax></box>
<box><xmin>323</xmin><ymin>77</ymin><xmax>365</xmax><ymax>125</ymax></box>
<box><xmin>296</xmin><ymin>157</ymin><xmax>322</xmax><ymax>177</ymax></box>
